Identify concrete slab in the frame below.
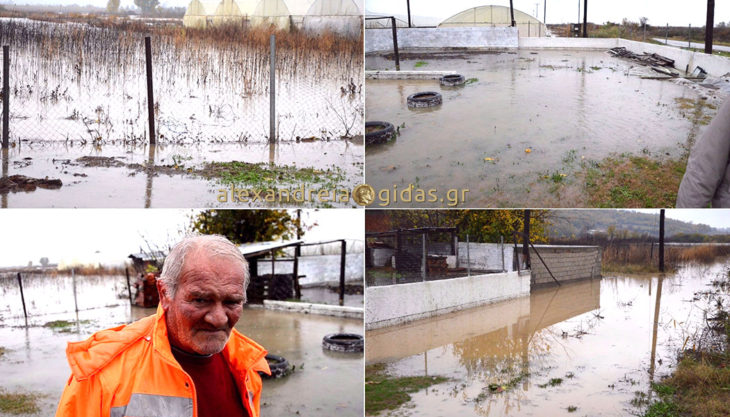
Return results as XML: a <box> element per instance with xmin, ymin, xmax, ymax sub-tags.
<box><xmin>263</xmin><ymin>300</ymin><xmax>364</xmax><ymax>319</ymax></box>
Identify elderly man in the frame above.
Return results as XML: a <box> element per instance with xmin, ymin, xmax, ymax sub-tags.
<box><xmin>56</xmin><ymin>235</ymin><xmax>270</xmax><ymax>417</ymax></box>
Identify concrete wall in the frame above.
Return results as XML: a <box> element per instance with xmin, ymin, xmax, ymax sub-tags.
<box><xmin>365</xmin><ymin>26</ymin><xmax>518</xmax><ymax>53</ymax></box>
<box><xmin>365</xmin><ymin>271</ymin><xmax>530</xmax><ymax>329</ymax></box>
<box><xmin>457</xmin><ymin>242</ymin><xmax>514</xmax><ymax>272</ymax></box>
<box><xmin>529</xmin><ymin>245</ymin><xmax>601</xmax><ymax>287</ymax></box>
<box><xmin>618</xmin><ymin>39</ymin><xmax>730</xmax><ymax>77</ymax></box>
<box><xmin>258</xmin><ymin>253</ymin><xmax>364</xmax><ymax>286</ymax></box>
<box><xmin>520</xmin><ymin>37</ymin><xmax>619</xmax><ymax>49</ymax></box>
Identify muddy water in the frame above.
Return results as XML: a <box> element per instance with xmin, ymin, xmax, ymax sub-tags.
<box><xmin>0</xmin><ymin>276</ymin><xmax>363</xmax><ymax>416</ymax></box>
<box><xmin>366</xmin><ymin>262</ymin><xmax>727</xmax><ymax>416</ymax></box>
<box><xmin>365</xmin><ymin>49</ymin><xmax>722</xmax><ymax>207</ymax></box>
<box><xmin>1</xmin><ymin>140</ymin><xmax>363</xmax><ymax>207</ymax></box>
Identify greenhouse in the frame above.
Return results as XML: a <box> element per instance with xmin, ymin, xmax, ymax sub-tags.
<box><xmin>439</xmin><ymin>5</ymin><xmax>547</xmax><ymax>37</ymax></box>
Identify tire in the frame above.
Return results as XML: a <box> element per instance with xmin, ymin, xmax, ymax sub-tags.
<box><xmin>259</xmin><ymin>354</ymin><xmax>290</xmax><ymax>379</ymax></box>
<box><xmin>407</xmin><ymin>92</ymin><xmax>442</xmax><ymax>108</ymax></box>
<box><xmin>440</xmin><ymin>74</ymin><xmax>466</xmax><ymax>87</ymax></box>
<box><xmin>365</xmin><ymin>121</ymin><xmax>395</xmax><ymax>145</ymax></box>
<box><xmin>322</xmin><ymin>333</ymin><xmax>364</xmax><ymax>353</ymax></box>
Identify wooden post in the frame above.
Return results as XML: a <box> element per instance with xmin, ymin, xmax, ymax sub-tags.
<box><xmin>269</xmin><ymin>34</ymin><xmax>276</xmax><ymax>143</ymax></box>
<box><xmin>17</xmin><ymin>273</ymin><xmax>27</xmax><ymax>319</ymax></box>
<box><xmin>705</xmin><ymin>0</ymin><xmax>715</xmax><ymax>54</ymax></box>
<box><xmin>2</xmin><ymin>45</ymin><xmax>9</xmax><ymax>149</ymax></box>
<box><xmin>659</xmin><ymin>210</ymin><xmax>665</xmax><ymax>272</ymax></box>
<box><xmin>125</xmin><ymin>267</ymin><xmax>133</xmax><ymax>305</ymax></box>
<box><xmin>145</xmin><ymin>37</ymin><xmax>156</xmax><ymax>145</ymax></box>
<box><xmin>391</xmin><ymin>17</ymin><xmax>400</xmax><ymax>71</ymax></box>
<box><xmin>582</xmin><ymin>0</ymin><xmax>588</xmax><ymax>37</ymax></box>
<box><xmin>339</xmin><ymin>240</ymin><xmax>346</xmax><ymax>306</ymax></box>
<box><xmin>509</xmin><ymin>0</ymin><xmax>515</xmax><ymax>27</ymax></box>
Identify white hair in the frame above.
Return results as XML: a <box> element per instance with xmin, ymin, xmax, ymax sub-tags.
<box><xmin>159</xmin><ymin>234</ymin><xmax>249</xmax><ymax>300</ymax></box>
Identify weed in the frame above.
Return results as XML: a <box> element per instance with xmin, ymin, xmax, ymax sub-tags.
<box><xmin>365</xmin><ymin>364</ymin><xmax>448</xmax><ymax>415</ymax></box>
<box><xmin>567</xmin><ymin>405</ymin><xmax>578</xmax><ymax>412</ymax></box>
<box><xmin>414</xmin><ymin>61</ymin><xmax>428</xmax><ymax>68</ymax></box>
<box><xmin>0</xmin><ymin>389</ymin><xmax>41</xmax><ymax>414</ymax></box>
<box><xmin>466</xmin><ymin>78</ymin><xmax>478</xmax><ymax>84</ymax></box>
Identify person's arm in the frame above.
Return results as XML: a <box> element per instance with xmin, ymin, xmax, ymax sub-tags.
<box><xmin>55</xmin><ymin>374</ymin><xmax>108</xmax><ymax>417</ymax></box>
<box><xmin>677</xmin><ymin>97</ymin><xmax>730</xmax><ymax>207</ymax></box>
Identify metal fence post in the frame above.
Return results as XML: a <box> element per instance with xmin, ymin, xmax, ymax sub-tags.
<box><xmin>466</xmin><ymin>234</ymin><xmax>471</xmax><ymax>277</ymax></box>
<box><xmin>17</xmin><ymin>273</ymin><xmax>28</xmax><ymax>320</ymax></box>
<box><xmin>501</xmin><ymin>235</ymin><xmax>505</xmax><ymax>272</ymax></box>
<box><xmin>688</xmin><ymin>24</ymin><xmax>691</xmax><ymax>48</ymax></box>
<box><xmin>421</xmin><ymin>233</ymin><xmax>426</xmax><ymax>281</ymax></box>
<box><xmin>339</xmin><ymin>240</ymin><xmax>346</xmax><ymax>306</ymax></box>
<box><xmin>269</xmin><ymin>34</ymin><xmax>276</xmax><ymax>143</ymax></box>
<box><xmin>2</xmin><ymin>45</ymin><xmax>9</xmax><ymax>149</ymax></box>
<box><xmin>145</xmin><ymin>37</ymin><xmax>156</xmax><ymax>145</ymax></box>
<box><xmin>665</xmin><ymin>23</ymin><xmax>668</xmax><ymax>44</ymax></box>
<box><xmin>125</xmin><ymin>268</ymin><xmax>133</xmax><ymax>305</ymax></box>
<box><xmin>72</xmin><ymin>268</ymin><xmax>79</xmax><ymax>313</ymax></box>
<box><xmin>391</xmin><ymin>17</ymin><xmax>400</xmax><ymax>71</ymax></box>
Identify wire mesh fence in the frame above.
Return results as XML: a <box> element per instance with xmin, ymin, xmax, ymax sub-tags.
<box><xmin>366</xmin><ymin>229</ymin><xmax>516</xmax><ymax>287</ymax></box>
<box><xmin>0</xmin><ymin>18</ymin><xmax>363</xmax><ymax>147</ymax></box>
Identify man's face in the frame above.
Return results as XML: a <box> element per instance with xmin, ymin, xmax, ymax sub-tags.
<box><xmin>160</xmin><ymin>249</ymin><xmax>246</xmax><ymax>355</ymax></box>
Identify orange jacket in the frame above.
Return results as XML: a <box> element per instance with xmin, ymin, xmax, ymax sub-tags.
<box><xmin>55</xmin><ymin>306</ymin><xmax>270</xmax><ymax>417</ymax></box>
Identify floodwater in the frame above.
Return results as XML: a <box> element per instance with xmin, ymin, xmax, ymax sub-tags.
<box><xmin>0</xmin><ymin>17</ymin><xmax>364</xmax><ymax>208</ymax></box>
<box><xmin>366</xmin><ymin>262</ymin><xmax>728</xmax><ymax>416</ymax></box>
<box><xmin>0</xmin><ymin>274</ymin><xmax>363</xmax><ymax>416</ymax></box>
<box><xmin>1</xmin><ymin>140</ymin><xmax>363</xmax><ymax>207</ymax></box>
<box><xmin>365</xmin><ymin>49</ymin><xmax>724</xmax><ymax>207</ymax></box>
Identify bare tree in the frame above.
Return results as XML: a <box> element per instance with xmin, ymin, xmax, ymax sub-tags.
<box><xmin>107</xmin><ymin>0</ymin><xmax>120</xmax><ymax>14</ymax></box>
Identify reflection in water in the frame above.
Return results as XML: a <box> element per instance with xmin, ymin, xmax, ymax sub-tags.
<box><xmin>2</xmin><ymin>148</ymin><xmax>8</xmax><ymax>208</ymax></box>
<box><xmin>144</xmin><ymin>144</ymin><xmax>156</xmax><ymax>208</ymax></box>
<box><xmin>367</xmin><ymin>263</ymin><xmax>726</xmax><ymax>416</ymax></box>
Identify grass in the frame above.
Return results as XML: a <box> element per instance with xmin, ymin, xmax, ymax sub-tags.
<box><xmin>365</xmin><ymin>363</ymin><xmax>448</xmax><ymax>415</ymax></box>
<box><xmin>0</xmin><ymin>346</ymin><xmax>5</xmax><ymax>357</ymax></box>
<box><xmin>537</xmin><ymin>377</ymin><xmax>563</xmax><ymax>388</ymax></box>
<box><xmin>202</xmin><ymin>161</ymin><xmax>346</xmax><ymax>189</ymax></box>
<box><xmin>44</xmin><ymin>319</ymin><xmax>91</xmax><ymax>330</ymax></box>
<box><xmin>583</xmin><ymin>154</ymin><xmax>686</xmax><ymax>208</ymax></box>
<box><xmin>0</xmin><ymin>390</ymin><xmax>41</xmax><ymax>415</ymax></box>
<box><xmin>414</xmin><ymin>61</ymin><xmax>428</xmax><ymax>68</ymax></box>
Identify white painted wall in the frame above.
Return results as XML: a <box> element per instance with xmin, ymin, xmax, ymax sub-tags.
<box><xmin>365</xmin><ymin>271</ymin><xmax>530</xmax><ymax>329</ymax></box>
<box><xmin>457</xmin><ymin>242</ymin><xmax>514</xmax><ymax>272</ymax></box>
<box><xmin>258</xmin><ymin>253</ymin><xmax>364</xmax><ymax>286</ymax></box>
<box><xmin>365</xmin><ymin>26</ymin><xmax>518</xmax><ymax>53</ymax></box>
<box><xmin>618</xmin><ymin>39</ymin><xmax>730</xmax><ymax>77</ymax></box>
<box><xmin>519</xmin><ymin>37</ymin><xmax>619</xmax><ymax>49</ymax></box>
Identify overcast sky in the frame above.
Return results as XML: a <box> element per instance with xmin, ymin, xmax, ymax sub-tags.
<box><xmin>366</xmin><ymin>0</ymin><xmax>727</xmax><ymax>26</ymax></box>
<box><xmin>3</xmin><ymin>1</ymin><xmax>727</xmax><ymax>26</ymax></box>
<box><xmin>0</xmin><ymin>209</ymin><xmax>364</xmax><ymax>268</ymax></box>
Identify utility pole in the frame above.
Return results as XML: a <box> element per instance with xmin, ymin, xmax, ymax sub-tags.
<box><xmin>544</xmin><ymin>0</ymin><xmax>547</xmax><ymax>24</ymax></box>
<box><xmin>705</xmin><ymin>0</ymin><xmax>715</xmax><ymax>54</ymax></box>
<box><xmin>510</xmin><ymin>0</ymin><xmax>516</xmax><ymax>27</ymax></box>
<box><xmin>583</xmin><ymin>0</ymin><xmax>588</xmax><ymax>37</ymax></box>
<box><xmin>406</xmin><ymin>0</ymin><xmax>412</xmax><ymax>28</ymax></box>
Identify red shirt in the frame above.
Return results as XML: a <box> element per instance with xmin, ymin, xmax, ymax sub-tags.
<box><xmin>172</xmin><ymin>346</ymin><xmax>249</xmax><ymax>417</ymax></box>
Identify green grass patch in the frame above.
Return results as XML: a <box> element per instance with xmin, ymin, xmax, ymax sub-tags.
<box><xmin>366</xmin><ymin>364</ymin><xmax>448</xmax><ymax>415</ymax></box>
<box><xmin>202</xmin><ymin>161</ymin><xmax>346</xmax><ymax>189</ymax></box>
<box><xmin>414</xmin><ymin>61</ymin><xmax>428</xmax><ymax>68</ymax></box>
<box><xmin>537</xmin><ymin>377</ymin><xmax>563</xmax><ymax>388</ymax></box>
<box><xmin>465</xmin><ymin>77</ymin><xmax>478</xmax><ymax>84</ymax></box>
<box><xmin>0</xmin><ymin>390</ymin><xmax>41</xmax><ymax>414</ymax></box>
<box><xmin>582</xmin><ymin>154</ymin><xmax>686</xmax><ymax>208</ymax></box>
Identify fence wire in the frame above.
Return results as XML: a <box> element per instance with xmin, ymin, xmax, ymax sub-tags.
<box><xmin>0</xmin><ymin>19</ymin><xmax>363</xmax><ymax>146</ymax></box>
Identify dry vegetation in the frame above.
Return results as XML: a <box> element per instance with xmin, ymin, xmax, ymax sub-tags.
<box><xmin>602</xmin><ymin>243</ymin><xmax>730</xmax><ymax>273</ymax></box>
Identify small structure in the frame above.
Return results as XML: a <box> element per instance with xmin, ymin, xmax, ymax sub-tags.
<box><xmin>439</xmin><ymin>5</ymin><xmax>548</xmax><ymax>38</ymax></box>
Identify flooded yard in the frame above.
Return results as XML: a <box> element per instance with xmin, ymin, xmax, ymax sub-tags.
<box><xmin>365</xmin><ymin>49</ymin><xmax>723</xmax><ymax>207</ymax></box>
<box><xmin>0</xmin><ymin>273</ymin><xmax>363</xmax><ymax>416</ymax></box>
<box><xmin>0</xmin><ymin>18</ymin><xmax>364</xmax><ymax>207</ymax></box>
<box><xmin>366</xmin><ymin>261</ymin><xmax>729</xmax><ymax>416</ymax></box>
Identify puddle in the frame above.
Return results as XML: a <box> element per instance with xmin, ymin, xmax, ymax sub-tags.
<box><xmin>0</xmin><ymin>274</ymin><xmax>363</xmax><ymax>416</ymax></box>
<box><xmin>365</xmin><ymin>49</ymin><xmax>724</xmax><ymax>207</ymax></box>
<box><xmin>0</xmin><ymin>18</ymin><xmax>364</xmax><ymax>207</ymax></box>
<box><xmin>365</xmin><ymin>262</ymin><xmax>728</xmax><ymax>416</ymax></box>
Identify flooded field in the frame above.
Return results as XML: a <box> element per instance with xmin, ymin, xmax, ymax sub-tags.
<box><xmin>366</xmin><ymin>261</ymin><xmax>729</xmax><ymax>416</ymax></box>
<box><xmin>0</xmin><ymin>18</ymin><xmax>364</xmax><ymax>207</ymax></box>
<box><xmin>0</xmin><ymin>274</ymin><xmax>363</xmax><ymax>416</ymax></box>
<box><xmin>1</xmin><ymin>140</ymin><xmax>362</xmax><ymax>207</ymax></box>
<box><xmin>365</xmin><ymin>49</ymin><xmax>723</xmax><ymax>207</ymax></box>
